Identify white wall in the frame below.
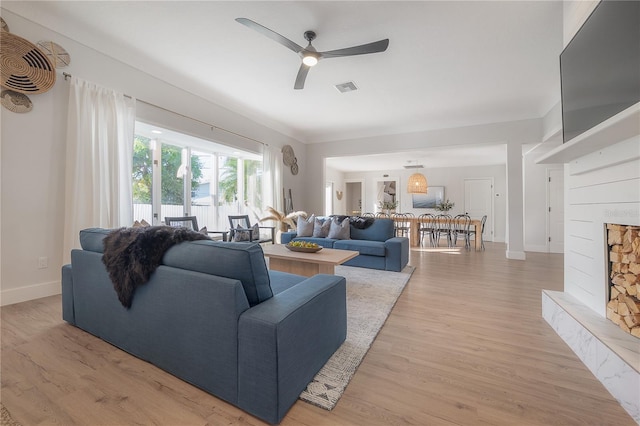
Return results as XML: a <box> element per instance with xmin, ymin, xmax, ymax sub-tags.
<box><xmin>523</xmin><ymin>143</ymin><xmax>564</xmax><ymax>252</ymax></box>
<box><xmin>542</xmin><ymin>101</ymin><xmax>562</xmax><ymax>141</ymax></box>
<box><xmin>0</xmin><ymin>9</ymin><xmax>306</xmax><ymax>305</ymax></box>
<box><xmin>564</xmin><ymin>136</ymin><xmax>640</xmax><ymax>316</ymax></box>
<box><xmin>563</xmin><ymin>0</ymin><xmax>600</xmax><ymax>47</ymax></box>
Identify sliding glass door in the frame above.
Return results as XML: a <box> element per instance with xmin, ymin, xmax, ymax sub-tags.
<box><xmin>159</xmin><ymin>142</ymin><xmax>186</xmax><ymax>222</ymax></box>
<box><xmin>191</xmin><ymin>150</ymin><xmax>216</xmax><ymax>230</ymax></box>
<box><xmin>132</xmin><ymin>135</ymin><xmax>154</xmax><ymax>223</ymax></box>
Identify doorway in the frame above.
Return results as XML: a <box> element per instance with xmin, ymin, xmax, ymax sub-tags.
<box><xmin>547</xmin><ymin>168</ymin><xmax>564</xmax><ymax>253</ymax></box>
<box><xmin>345</xmin><ymin>180</ymin><xmax>364</xmax><ymax>215</ymax></box>
<box><xmin>464</xmin><ymin>178</ymin><xmax>494</xmax><ymax>242</ymax></box>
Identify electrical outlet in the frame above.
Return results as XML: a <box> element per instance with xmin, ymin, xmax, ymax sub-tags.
<box><xmin>37</xmin><ymin>257</ymin><xmax>48</xmax><ymax>269</ymax></box>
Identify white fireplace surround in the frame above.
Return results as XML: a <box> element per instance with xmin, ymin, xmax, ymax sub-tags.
<box><xmin>537</xmin><ymin>102</ymin><xmax>640</xmax><ymax>423</ymax></box>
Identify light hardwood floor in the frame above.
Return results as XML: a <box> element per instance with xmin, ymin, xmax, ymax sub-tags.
<box><xmin>1</xmin><ymin>243</ymin><xmax>635</xmax><ymax>425</ymax></box>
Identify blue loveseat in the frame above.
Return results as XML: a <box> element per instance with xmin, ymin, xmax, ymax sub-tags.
<box><xmin>62</xmin><ymin>228</ymin><xmax>346</xmax><ymax>424</ymax></box>
<box><xmin>281</xmin><ymin>217</ymin><xmax>409</xmax><ymax>272</ymax></box>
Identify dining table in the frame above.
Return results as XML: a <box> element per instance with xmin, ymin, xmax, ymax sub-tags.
<box><xmin>391</xmin><ymin>216</ymin><xmax>483</xmax><ymax>250</ymax></box>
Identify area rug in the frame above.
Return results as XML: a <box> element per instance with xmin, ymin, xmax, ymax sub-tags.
<box><xmin>1</xmin><ymin>403</ymin><xmax>21</xmax><ymax>426</ymax></box>
<box><xmin>299</xmin><ymin>264</ymin><xmax>415</xmax><ymax>410</ymax></box>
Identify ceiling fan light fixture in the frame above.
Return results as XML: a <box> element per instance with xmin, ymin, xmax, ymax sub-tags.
<box><xmin>302</xmin><ymin>54</ymin><xmax>318</xmax><ymax>67</ymax></box>
<box><xmin>236</xmin><ymin>18</ymin><xmax>389</xmax><ymax>89</ymax></box>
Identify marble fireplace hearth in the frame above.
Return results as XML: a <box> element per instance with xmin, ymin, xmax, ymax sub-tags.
<box><xmin>543</xmin><ymin>291</ymin><xmax>639</xmax><ymax>423</ymax></box>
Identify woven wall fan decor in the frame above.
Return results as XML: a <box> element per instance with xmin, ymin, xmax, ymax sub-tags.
<box><xmin>1</xmin><ymin>31</ymin><xmax>56</xmax><ymax>94</ymax></box>
<box><xmin>37</xmin><ymin>40</ymin><xmax>71</xmax><ymax>68</ymax></box>
<box><xmin>281</xmin><ymin>144</ymin><xmax>300</xmax><ymax>175</ymax></box>
<box><xmin>282</xmin><ymin>145</ymin><xmax>295</xmax><ymax>166</ymax></box>
<box><xmin>1</xmin><ymin>89</ymin><xmax>33</xmax><ymax>113</ymax></box>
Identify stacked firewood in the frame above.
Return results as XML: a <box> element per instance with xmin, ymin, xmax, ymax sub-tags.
<box><xmin>607</xmin><ymin>224</ymin><xmax>640</xmax><ymax>338</ymax></box>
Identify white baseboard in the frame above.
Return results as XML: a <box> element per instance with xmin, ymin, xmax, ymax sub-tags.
<box><xmin>506</xmin><ymin>250</ymin><xmax>526</xmax><ymax>260</ymax></box>
<box><xmin>525</xmin><ymin>244</ymin><xmax>549</xmax><ymax>253</ymax></box>
<box><xmin>1</xmin><ymin>280</ymin><xmax>61</xmax><ymax>306</ymax></box>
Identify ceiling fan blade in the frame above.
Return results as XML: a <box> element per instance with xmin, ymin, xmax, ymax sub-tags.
<box><xmin>294</xmin><ymin>63</ymin><xmax>311</xmax><ymax>90</ymax></box>
<box><xmin>320</xmin><ymin>39</ymin><xmax>389</xmax><ymax>59</ymax></box>
<box><xmin>236</xmin><ymin>18</ymin><xmax>304</xmax><ymax>54</ymax></box>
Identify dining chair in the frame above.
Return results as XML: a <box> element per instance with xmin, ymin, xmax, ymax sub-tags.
<box><xmin>434</xmin><ymin>214</ymin><xmax>452</xmax><ymax>247</ymax></box>
<box><xmin>392</xmin><ymin>213</ymin><xmax>411</xmax><ymax>238</ymax></box>
<box><xmin>468</xmin><ymin>215</ymin><xmax>487</xmax><ymax>250</ymax></box>
<box><xmin>362</xmin><ymin>212</ymin><xmax>375</xmax><ymax>218</ymax></box>
<box><xmin>452</xmin><ymin>214</ymin><xmax>472</xmax><ymax>249</ymax></box>
<box><xmin>376</xmin><ymin>212</ymin><xmax>390</xmax><ymax>218</ymax></box>
<box><xmin>417</xmin><ymin>213</ymin><xmax>436</xmax><ymax>246</ymax></box>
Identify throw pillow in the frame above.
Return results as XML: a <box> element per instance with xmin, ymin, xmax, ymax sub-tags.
<box><xmin>313</xmin><ymin>217</ymin><xmax>331</xmax><ymax>238</ymax></box>
<box><xmin>297</xmin><ymin>214</ymin><xmax>315</xmax><ymax>237</ymax></box>
<box><xmin>234</xmin><ymin>224</ymin><xmax>249</xmax><ymax>242</ymax></box>
<box><xmin>132</xmin><ymin>219</ymin><xmax>151</xmax><ymax>228</ymax></box>
<box><xmin>328</xmin><ymin>217</ymin><xmax>351</xmax><ymax>240</ymax></box>
<box><xmin>199</xmin><ymin>226</ymin><xmax>208</xmax><ymax>235</ymax></box>
<box><xmin>250</xmin><ymin>223</ymin><xmax>260</xmax><ymax>240</ymax></box>
<box><xmin>233</xmin><ymin>223</ymin><xmax>260</xmax><ymax>242</ymax></box>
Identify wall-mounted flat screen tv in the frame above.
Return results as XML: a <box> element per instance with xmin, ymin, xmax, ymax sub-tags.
<box><xmin>560</xmin><ymin>0</ymin><xmax>640</xmax><ymax>143</ymax></box>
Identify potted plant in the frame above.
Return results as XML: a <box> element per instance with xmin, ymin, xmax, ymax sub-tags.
<box><xmin>259</xmin><ymin>206</ymin><xmax>307</xmax><ymax>243</ymax></box>
<box><xmin>378</xmin><ymin>200</ymin><xmax>398</xmax><ymax>215</ymax></box>
<box><xmin>434</xmin><ymin>199</ymin><xmax>455</xmax><ymax>212</ymax></box>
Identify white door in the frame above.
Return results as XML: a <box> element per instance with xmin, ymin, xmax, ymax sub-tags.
<box><xmin>464</xmin><ymin>178</ymin><xmax>494</xmax><ymax>242</ymax></box>
<box><xmin>548</xmin><ymin>169</ymin><xmax>564</xmax><ymax>253</ymax></box>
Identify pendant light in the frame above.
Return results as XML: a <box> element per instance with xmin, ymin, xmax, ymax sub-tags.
<box><xmin>407</xmin><ymin>173</ymin><xmax>428</xmax><ymax>194</ymax></box>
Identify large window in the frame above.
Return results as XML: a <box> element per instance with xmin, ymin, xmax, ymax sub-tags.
<box><xmin>133</xmin><ymin>122</ymin><xmax>263</xmax><ymax>231</ymax></box>
<box><xmin>132</xmin><ymin>135</ymin><xmax>154</xmax><ymax>224</ymax></box>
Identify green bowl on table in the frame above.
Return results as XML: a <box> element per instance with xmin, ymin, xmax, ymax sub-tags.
<box><xmin>285</xmin><ymin>242</ymin><xmax>323</xmax><ymax>253</ymax></box>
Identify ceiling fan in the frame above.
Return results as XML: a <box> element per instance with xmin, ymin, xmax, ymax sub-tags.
<box><xmin>236</xmin><ymin>18</ymin><xmax>389</xmax><ymax>90</ymax></box>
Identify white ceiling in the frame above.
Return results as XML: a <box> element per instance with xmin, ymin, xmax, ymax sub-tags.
<box><xmin>3</xmin><ymin>0</ymin><xmax>563</xmax><ymax>171</ymax></box>
<box><xmin>326</xmin><ymin>143</ymin><xmax>507</xmax><ymax>172</ymax></box>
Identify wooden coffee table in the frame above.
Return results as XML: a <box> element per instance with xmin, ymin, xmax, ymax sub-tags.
<box><xmin>262</xmin><ymin>244</ymin><xmax>359</xmax><ymax>277</ymax></box>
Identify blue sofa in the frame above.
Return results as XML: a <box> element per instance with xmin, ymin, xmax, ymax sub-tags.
<box><xmin>61</xmin><ymin>228</ymin><xmax>346</xmax><ymax>424</ymax></box>
<box><xmin>281</xmin><ymin>217</ymin><xmax>409</xmax><ymax>272</ymax></box>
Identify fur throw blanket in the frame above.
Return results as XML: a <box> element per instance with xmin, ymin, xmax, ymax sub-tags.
<box><xmin>328</xmin><ymin>215</ymin><xmax>375</xmax><ymax>229</ymax></box>
<box><xmin>349</xmin><ymin>216</ymin><xmax>375</xmax><ymax>229</ymax></box>
<box><xmin>102</xmin><ymin>226</ymin><xmax>210</xmax><ymax>308</ymax></box>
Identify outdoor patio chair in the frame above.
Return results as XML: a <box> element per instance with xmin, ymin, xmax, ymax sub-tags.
<box><xmin>165</xmin><ymin>216</ymin><xmax>199</xmax><ymax>230</ymax></box>
<box><xmin>228</xmin><ymin>215</ymin><xmax>275</xmax><ymax>244</ymax></box>
<box><xmin>165</xmin><ymin>216</ymin><xmax>228</xmax><ymax>241</ymax></box>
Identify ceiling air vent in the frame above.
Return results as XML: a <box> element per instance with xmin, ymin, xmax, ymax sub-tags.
<box><xmin>335</xmin><ymin>81</ymin><xmax>358</xmax><ymax>93</ymax></box>
<box><xmin>403</xmin><ymin>164</ymin><xmax>424</xmax><ymax>169</ymax></box>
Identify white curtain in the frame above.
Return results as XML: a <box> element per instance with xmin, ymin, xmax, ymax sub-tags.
<box><xmin>63</xmin><ymin>77</ymin><xmax>136</xmax><ymax>263</ymax></box>
<box><xmin>262</xmin><ymin>144</ymin><xmax>283</xmax><ymax>214</ymax></box>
